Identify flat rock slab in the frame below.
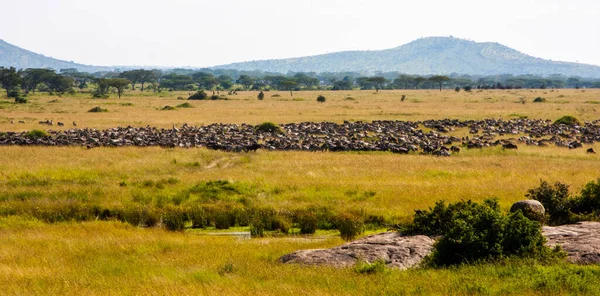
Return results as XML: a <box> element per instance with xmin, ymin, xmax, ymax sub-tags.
<box><xmin>281</xmin><ymin>222</ymin><xmax>600</xmax><ymax>269</ymax></box>
<box><xmin>279</xmin><ymin>232</ymin><xmax>435</xmax><ymax>270</ymax></box>
<box><xmin>543</xmin><ymin>221</ymin><xmax>600</xmax><ymax>264</ymax></box>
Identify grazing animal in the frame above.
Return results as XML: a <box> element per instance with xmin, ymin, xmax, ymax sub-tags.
<box><xmin>18</xmin><ymin>120</ymin><xmax>25</xmax><ymax>124</ymax></box>
<box><xmin>57</xmin><ymin>122</ymin><xmax>65</xmax><ymax>126</ymax></box>
<box><xmin>569</xmin><ymin>142</ymin><xmax>583</xmax><ymax>149</ymax></box>
<box><xmin>73</xmin><ymin>121</ymin><xmax>77</xmax><ymax>126</ymax></box>
<box><xmin>502</xmin><ymin>143</ymin><xmax>518</xmax><ymax>150</ymax></box>
<box><xmin>587</xmin><ymin>148</ymin><xmax>596</xmax><ymax>154</ymax></box>
<box><xmin>450</xmin><ymin>146</ymin><xmax>461</xmax><ymax>153</ymax></box>
<box><xmin>10</xmin><ymin>120</ymin><xmax>14</xmax><ymax>124</ymax></box>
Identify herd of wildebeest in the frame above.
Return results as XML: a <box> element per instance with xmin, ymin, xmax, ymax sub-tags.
<box><xmin>1</xmin><ymin>118</ymin><xmax>599</xmax><ymax>156</ymax></box>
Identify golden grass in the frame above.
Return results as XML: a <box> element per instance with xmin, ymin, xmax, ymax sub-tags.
<box><xmin>1</xmin><ymin>89</ymin><xmax>600</xmax><ymax>294</ymax></box>
<box><xmin>1</xmin><ymin>89</ymin><xmax>599</xmax><ymax>130</ymax></box>
<box><xmin>0</xmin><ymin>217</ymin><xmax>599</xmax><ymax>295</ymax></box>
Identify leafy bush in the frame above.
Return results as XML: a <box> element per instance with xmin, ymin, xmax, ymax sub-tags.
<box><xmin>317</xmin><ymin>95</ymin><xmax>326</xmax><ymax>103</ymax></box>
<box><xmin>404</xmin><ymin>199</ymin><xmax>563</xmax><ymax>266</ymax></box>
<box><xmin>161</xmin><ymin>105</ymin><xmax>176</xmax><ymax>110</ymax></box>
<box><xmin>255</xmin><ymin>122</ymin><xmax>284</xmax><ymax>134</ymax></box>
<box><xmin>24</xmin><ymin>129</ymin><xmax>49</xmax><ymax>139</ymax></box>
<box><xmin>337</xmin><ymin>213</ymin><xmax>364</xmax><ymax>241</ymax></box>
<box><xmin>214</xmin><ymin>213</ymin><xmax>232</xmax><ymax>229</ymax></box>
<box><xmin>526</xmin><ymin>180</ymin><xmax>572</xmax><ymax>225</ymax></box>
<box><xmin>463</xmin><ymin>86</ymin><xmax>472</xmax><ymax>92</ymax></box>
<box><xmin>575</xmin><ymin>179</ymin><xmax>600</xmax><ymax>215</ymax></box>
<box><xmin>188</xmin><ymin>206</ymin><xmax>207</xmax><ymax>228</ymax></box>
<box><xmin>533</xmin><ymin>97</ymin><xmax>546</xmax><ymax>103</ymax></box>
<box><xmin>162</xmin><ymin>206</ymin><xmax>187</xmax><ymax>231</ymax></box>
<box><xmin>297</xmin><ymin>211</ymin><xmax>318</xmax><ymax>234</ymax></box>
<box><xmin>188</xmin><ymin>90</ymin><xmax>208</xmax><ymax>100</ymax></box>
<box><xmin>553</xmin><ymin>115</ymin><xmax>581</xmax><ymax>126</ymax></box>
<box><xmin>15</xmin><ymin>96</ymin><xmax>27</xmax><ymax>104</ymax></box>
<box><xmin>454</xmin><ymin>87</ymin><xmax>461</xmax><ymax>92</ymax></box>
<box><xmin>257</xmin><ymin>91</ymin><xmax>264</xmax><ymax>100</ymax></box>
<box><xmin>271</xmin><ymin>94</ymin><xmax>281</xmax><ymax>98</ymax></box>
<box><xmin>176</xmin><ymin>102</ymin><xmax>193</xmax><ymax>108</ymax></box>
<box><xmin>210</xmin><ymin>94</ymin><xmax>220</xmax><ymax>100</ymax></box>
<box><xmin>87</xmin><ymin>106</ymin><xmax>108</xmax><ymax>113</ymax></box>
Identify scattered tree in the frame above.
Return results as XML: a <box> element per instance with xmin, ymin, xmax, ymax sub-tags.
<box><xmin>428</xmin><ymin>75</ymin><xmax>450</xmax><ymax>91</ymax></box>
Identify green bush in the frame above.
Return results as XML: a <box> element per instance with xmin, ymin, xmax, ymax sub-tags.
<box><xmin>297</xmin><ymin>211</ymin><xmax>318</xmax><ymax>234</ymax></box>
<box><xmin>407</xmin><ymin>199</ymin><xmax>564</xmax><ymax>266</ymax></box>
<box><xmin>255</xmin><ymin>122</ymin><xmax>284</xmax><ymax>134</ymax></box>
<box><xmin>553</xmin><ymin>115</ymin><xmax>581</xmax><ymax>126</ymax></box>
<box><xmin>188</xmin><ymin>206</ymin><xmax>208</xmax><ymax>228</ymax></box>
<box><xmin>176</xmin><ymin>102</ymin><xmax>193</xmax><ymax>108</ymax></box>
<box><xmin>526</xmin><ymin>180</ymin><xmax>572</xmax><ymax>225</ymax></box>
<box><xmin>574</xmin><ymin>179</ymin><xmax>600</xmax><ymax>215</ymax></box>
<box><xmin>257</xmin><ymin>91</ymin><xmax>264</xmax><ymax>100</ymax></box>
<box><xmin>87</xmin><ymin>106</ymin><xmax>108</xmax><ymax>113</ymax></box>
<box><xmin>337</xmin><ymin>213</ymin><xmax>364</xmax><ymax>241</ymax></box>
<box><xmin>161</xmin><ymin>105</ymin><xmax>176</xmax><ymax>110</ymax></box>
<box><xmin>24</xmin><ymin>129</ymin><xmax>49</xmax><ymax>139</ymax></box>
<box><xmin>317</xmin><ymin>95</ymin><xmax>326</xmax><ymax>103</ymax></box>
<box><xmin>214</xmin><ymin>213</ymin><xmax>231</xmax><ymax>229</ymax></box>
<box><xmin>162</xmin><ymin>206</ymin><xmax>187</xmax><ymax>231</ymax></box>
<box><xmin>15</xmin><ymin>96</ymin><xmax>27</xmax><ymax>104</ymax></box>
<box><xmin>188</xmin><ymin>90</ymin><xmax>208</xmax><ymax>100</ymax></box>
<box><xmin>533</xmin><ymin>97</ymin><xmax>546</xmax><ymax>103</ymax></box>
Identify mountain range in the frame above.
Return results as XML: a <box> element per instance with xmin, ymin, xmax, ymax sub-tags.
<box><xmin>214</xmin><ymin>37</ymin><xmax>600</xmax><ymax>78</ymax></box>
<box><xmin>2</xmin><ymin>37</ymin><xmax>600</xmax><ymax>78</ymax></box>
<box><xmin>0</xmin><ymin>39</ymin><xmax>105</xmax><ymax>73</ymax></box>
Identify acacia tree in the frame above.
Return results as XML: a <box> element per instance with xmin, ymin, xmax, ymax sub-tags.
<box><xmin>0</xmin><ymin>67</ymin><xmax>21</xmax><ymax>97</ymax></box>
<box><xmin>21</xmin><ymin>68</ymin><xmax>55</xmax><ymax>94</ymax></box>
<box><xmin>429</xmin><ymin>75</ymin><xmax>450</xmax><ymax>91</ymax></box>
<box><xmin>368</xmin><ymin>76</ymin><xmax>388</xmax><ymax>92</ymax></box>
<box><xmin>236</xmin><ymin>75</ymin><xmax>254</xmax><ymax>90</ymax></box>
<box><xmin>107</xmin><ymin>78</ymin><xmax>131</xmax><ymax>98</ymax></box>
<box><xmin>281</xmin><ymin>78</ymin><xmax>298</xmax><ymax>97</ymax></box>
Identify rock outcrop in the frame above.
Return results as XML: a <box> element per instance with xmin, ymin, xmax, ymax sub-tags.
<box><xmin>543</xmin><ymin>221</ymin><xmax>600</xmax><ymax>264</ymax></box>
<box><xmin>510</xmin><ymin>200</ymin><xmax>545</xmax><ymax>222</ymax></box>
<box><xmin>280</xmin><ymin>232</ymin><xmax>434</xmax><ymax>270</ymax></box>
<box><xmin>280</xmin><ymin>222</ymin><xmax>600</xmax><ymax>269</ymax></box>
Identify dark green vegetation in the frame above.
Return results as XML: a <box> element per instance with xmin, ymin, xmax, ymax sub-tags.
<box><xmin>403</xmin><ymin>199</ymin><xmax>564</xmax><ymax>266</ymax></box>
<box><xmin>213</xmin><ymin>37</ymin><xmax>600</xmax><ymax>77</ymax></box>
<box><xmin>87</xmin><ymin>106</ymin><xmax>108</xmax><ymax>113</ymax></box>
<box><xmin>553</xmin><ymin>115</ymin><xmax>582</xmax><ymax>126</ymax></box>
<box><xmin>527</xmin><ymin>179</ymin><xmax>600</xmax><ymax>225</ymax></box>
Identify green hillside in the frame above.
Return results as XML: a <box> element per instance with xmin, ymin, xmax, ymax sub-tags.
<box><xmin>214</xmin><ymin>37</ymin><xmax>600</xmax><ymax>77</ymax></box>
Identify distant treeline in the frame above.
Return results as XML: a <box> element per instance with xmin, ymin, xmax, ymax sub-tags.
<box><xmin>1</xmin><ymin>66</ymin><xmax>600</xmax><ymax>100</ymax></box>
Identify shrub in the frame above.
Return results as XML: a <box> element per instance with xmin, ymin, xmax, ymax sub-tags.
<box><xmin>533</xmin><ymin>97</ymin><xmax>546</xmax><ymax>103</ymax></box>
<box><xmin>463</xmin><ymin>86</ymin><xmax>472</xmax><ymax>92</ymax></box>
<box><xmin>526</xmin><ymin>180</ymin><xmax>572</xmax><ymax>225</ymax></box>
<box><xmin>188</xmin><ymin>90</ymin><xmax>208</xmax><ymax>100</ymax></box>
<box><xmin>345</xmin><ymin>96</ymin><xmax>355</xmax><ymax>101</ymax></box>
<box><xmin>24</xmin><ymin>129</ymin><xmax>49</xmax><ymax>139</ymax></box>
<box><xmin>161</xmin><ymin>105</ymin><xmax>176</xmax><ymax>110</ymax></box>
<box><xmin>354</xmin><ymin>259</ymin><xmax>387</xmax><ymax>274</ymax></box>
<box><xmin>214</xmin><ymin>213</ymin><xmax>231</xmax><ymax>229</ymax></box>
<box><xmin>297</xmin><ymin>211</ymin><xmax>318</xmax><ymax>234</ymax></box>
<box><xmin>317</xmin><ymin>95</ymin><xmax>326</xmax><ymax>103</ymax></box>
<box><xmin>162</xmin><ymin>206</ymin><xmax>187</xmax><ymax>231</ymax></box>
<box><xmin>255</xmin><ymin>122</ymin><xmax>284</xmax><ymax>134</ymax></box>
<box><xmin>15</xmin><ymin>96</ymin><xmax>27</xmax><ymax>104</ymax></box>
<box><xmin>575</xmin><ymin>179</ymin><xmax>600</xmax><ymax>213</ymax></box>
<box><xmin>401</xmin><ymin>95</ymin><xmax>406</xmax><ymax>101</ymax></box>
<box><xmin>209</xmin><ymin>94</ymin><xmax>220</xmax><ymax>100</ymax></box>
<box><xmin>257</xmin><ymin>91</ymin><xmax>264</xmax><ymax>100</ymax></box>
<box><xmin>188</xmin><ymin>206</ymin><xmax>208</xmax><ymax>228</ymax></box>
<box><xmin>142</xmin><ymin>207</ymin><xmax>160</xmax><ymax>227</ymax></box>
<box><xmin>271</xmin><ymin>94</ymin><xmax>281</xmax><ymax>98</ymax></box>
<box><xmin>176</xmin><ymin>102</ymin><xmax>193</xmax><ymax>108</ymax></box>
<box><xmin>337</xmin><ymin>213</ymin><xmax>364</xmax><ymax>241</ymax></box>
<box><xmin>454</xmin><ymin>87</ymin><xmax>461</xmax><ymax>92</ymax></box>
<box><xmin>88</xmin><ymin>106</ymin><xmax>108</xmax><ymax>113</ymax></box>
<box><xmin>407</xmin><ymin>199</ymin><xmax>563</xmax><ymax>266</ymax></box>
<box><xmin>553</xmin><ymin>115</ymin><xmax>581</xmax><ymax>126</ymax></box>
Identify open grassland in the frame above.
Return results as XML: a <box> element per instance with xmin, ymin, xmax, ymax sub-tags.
<box><xmin>1</xmin><ymin>218</ymin><xmax>600</xmax><ymax>296</ymax></box>
<box><xmin>0</xmin><ymin>89</ymin><xmax>599</xmax><ymax>130</ymax></box>
<box><xmin>1</xmin><ymin>89</ymin><xmax>600</xmax><ymax>294</ymax></box>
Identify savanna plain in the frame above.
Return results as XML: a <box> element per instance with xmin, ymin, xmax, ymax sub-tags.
<box><xmin>1</xmin><ymin>89</ymin><xmax>600</xmax><ymax>295</ymax></box>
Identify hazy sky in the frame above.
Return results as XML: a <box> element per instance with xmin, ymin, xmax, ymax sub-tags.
<box><xmin>1</xmin><ymin>0</ymin><xmax>599</xmax><ymax>67</ymax></box>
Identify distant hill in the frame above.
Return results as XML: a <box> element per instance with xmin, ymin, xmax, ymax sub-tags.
<box><xmin>214</xmin><ymin>37</ymin><xmax>600</xmax><ymax>78</ymax></box>
<box><xmin>0</xmin><ymin>39</ymin><xmax>106</xmax><ymax>72</ymax></box>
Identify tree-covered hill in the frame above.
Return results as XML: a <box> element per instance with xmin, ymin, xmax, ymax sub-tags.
<box><xmin>214</xmin><ymin>37</ymin><xmax>600</xmax><ymax>78</ymax></box>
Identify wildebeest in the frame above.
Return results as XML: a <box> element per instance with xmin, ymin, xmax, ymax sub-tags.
<box><xmin>587</xmin><ymin>148</ymin><xmax>596</xmax><ymax>154</ymax></box>
<box><xmin>502</xmin><ymin>143</ymin><xmax>518</xmax><ymax>150</ymax></box>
